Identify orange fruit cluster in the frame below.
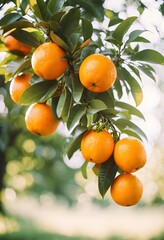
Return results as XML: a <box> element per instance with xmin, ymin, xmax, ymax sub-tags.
<box><xmin>5</xmin><ymin>35</ymin><xmax>146</xmax><ymax>207</ymax></box>
<box><xmin>81</xmin><ymin>131</ymin><xmax>147</xmax><ymax>206</ymax></box>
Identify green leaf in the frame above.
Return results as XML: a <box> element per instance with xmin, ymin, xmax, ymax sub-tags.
<box><xmin>116</xmin><ymin>101</ymin><xmax>145</xmax><ymax>120</ymax></box>
<box><xmin>71</xmin><ymin>74</ymin><xmax>84</xmax><ymax>102</ymax></box>
<box><xmin>98</xmin><ymin>156</ymin><xmax>118</xmax><ymax>198</ymax></box>
<box><xmin>120</xmin><ymin>129</ymin><xmax>143</xmax><ymax>141</ymax></box>
<box><xmin>57</xmin><ymin>87</ymin><xmax>73</xmax><ymax>121</ymax></box>
<box><xmin>13</xmin><ymin>59</ymin><xmax>32</xmax><ymax>76</ymax></box>
<box><xmin>50</xmin><ymin>32</ymin><xmax>70</xmax><ymax>52</ymax></box>
<box><xmin>120</xmin><ymin>67</ymin><xmax>143</xmax><ymax>106</ymax></box>
<box><xmin>2</xmin><ymin>20</ymin><xmax>34</xmax><ymax>33</ymax></box>
<box><xmin>11</xmin><ymin>29</ymin><xmax>43</xmax><ymax>47</ymax></box>
<box><xmin>74</xmin><ymin>0</ymin><xmax>104</xmax><ymax>21</ymax></box>
<box><xmin>131</xmin><ymin>49</ymin><xmax>164</xmax><ymax>65</ymax></box>
<box><xmin>67</xmin><ymin>104</ymin><xmax>86</xmax><ymax>130</ymax></box>
<box><xmin>112</xmin><ymin>16</ymin><xmax>137</xmax><ymax>44</ymax></box>
<box><xmin>95</xmin><ymin>91</ymin><xmax>115</xmax><ymax>108</ymax></box>
<box><xmin>126</xmin><ymin>30</ymin><xmax>146</xmax><ymax>43</ymax></box>
<box><xmin>138</xmin><ymin>64</ymin><xmax>156</xmax><ymax>81</ymax></box>
<box><xmin>51</xmin><ymin>97</ymin><xmax>61</xmax><ymax>120</ymax></box>
<box><xmin>37</xmin><ymin>0</ymin><xmax>49</xmax><ymax>21</ymax></box>
<box><xmin>60</xmin><ymin>8</ymin><xmax>80</xmax><ymax>38</ymax></box>
<box><xmin>65</xmin><ymin>126</ymin><xmax>87</xmax><ymax>159</ymax></box>
<box><xmin>114</xmin><ymin>118</ymin><xmax>147</xmax><ymax>140</ymax></box>
<box><xmin>56</xmin><ymin>87</ymin><xmax>67</xmax><ymax>118</ymax></box>
<box><xmin>81</xmin><ymin>161</ymin><xmax>88</xmax><ymax>179</ymax></box>
<box><xmin>0</xmin><ymin>12</ymin><xmax>22</xmax><ymax>26</ymax></box>
<box><xmin>19</xmin><ymin>80</ymin><xmax>58</xmax><ymax>105</ymax></box>
<box><xmin>47</xmin><ymin>0</ymin><xmax>65</xmax><ymax>14</ymax></box>
<box><xmin>29</xmin><ymin>0</ymin><xmax>43</xmax><ymax>20</ymax></box>
<box><xmin>87</xmin><ymin>99</ymin><xmax>107</xmax><ymax>115</ymax></box>
<box><xmin>81</xmin><ymin>18</ymin><xmax>93</xmax><ymax>41</ymax></box>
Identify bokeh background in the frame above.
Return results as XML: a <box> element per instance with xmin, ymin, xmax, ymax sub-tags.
<box><xmin>0</xmin><ymin>0</ymin><xmax>164</xmax><ymax>239</ymax></box>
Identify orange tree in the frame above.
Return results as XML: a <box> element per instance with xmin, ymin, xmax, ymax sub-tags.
<box><xmin>0</xmin><ymin>0</ymin><xmax>164</xmax><ymax>204</ymax></box>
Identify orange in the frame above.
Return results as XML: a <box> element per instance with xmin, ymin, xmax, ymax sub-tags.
<box><xmin>110</xmin><ymin>173</ymin><xmax>143</xmax><ymax>206</ymax></box>
<box><xmin>4</xmin><ymin>35</ymin><xmax>32</xmax><ymax>55</ymax></box>
<box><xmin>81</xmin><ymin>129</ymin><xmax>114</xmax><ymax>164</ymax></box>
<box><xmin>25</xmin><ymin>102</ymin><xmax>59</xmax><ymax>136</ymax></box>
<box><xmin>9</xmin><ymin>74</ymin><xmax>32</xmax><ymax>104</ymax></box>
<box><xmin>79</xmin><ymin>54</ymin><xmax>117</xmax><ymax>92</ymax></box>
<box><xmin>31</xmin><ymin>42</ymin><xmax>68</xmax><ymax>80</ymax></box>
<box><xmin>114</xmin><ymin>138</ymin><xmax>147</xmax><ymax>173</ymax></box>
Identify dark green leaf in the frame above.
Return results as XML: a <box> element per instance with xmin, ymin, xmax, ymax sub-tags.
<box><xmin>37</xmin><ymin>0</ymin><xmax>49</xmax><ymax>21</ymax></box>
<box><xmin>11</xmin><ymin>29</ymin><xmax>44</xmax><ymax>47</ymax></box>
<box><xmin>71</xmin><ymin>74</ymin><xmax>84</xmax><ymax>102</ymax></box>
<box><xmin>51</xmin><ymin>97</ymin><xmax>61</xmax><ymax>120</ymax></box>
<box><xmin>0</xmin><ymin>12</ymin><xmax>22</xmax><ymax>26</ymax></box>
<box><xmin>131</xmin><ymin>49</ymin><xmax>164</xmax><ymax>65</ymax></box>
<box><xmin>81</xmin><ymin>18</ymin><xmax>93</xmax><ymax>41</ymax></box>
<box><xmin>19</xmin><ymin>80</ymin><xmax>57</xmax><ymax>105</ymax></box>
<box><xmin>57</xmin><ymin>87</ymin><xmax>73</xmax><ymax>121</ymax></box>
<box><xmin>116</xmin><ymin>101</ymin><xmax>145</xmax><ymax>120</ymax></box>
<box><xmin>50</xmin><ymin>31</ymin><xmax>70</xmax><ymax>52</ymax></box>
<box><xmin>60</xmin><ymin>8</ymin><xmax>80</xmax><ymax>38</ymax></box>
<box><xmin>75</xmin><ymin>0</ymin><xmax>104</xmax><ymax>21</ymax></box>
<box><xmin>47</xmin><ymin>0</ymin><xmax>65</xmax><ymax>14</ymax></box>
<box><xmin>95</xmin><ymin>91</ymin><xmax>115</xmax><ymax>108</ymax></box>
<box><xmin>98</xmin><ymin>156</ymin><xmax>118</xmax><ymax>198</ymax></box>
<box><xmin>112</xmin><ymin>16</ymin><xmax>137</xmax><ymax>44</ymax></box>
<box><xmin>65</xmin><ymin>126</ymin><xmax>87</xmax><ymax>159</ymax></box>
<box><xmin>67</xmin><ymin>104</ymin><xmax>86</xmax><ymax>130</ymax></box>
<box><xmin>29</xmin><ymin>0</ymin><xmax>43</xmax><ymax>20</ymax></box>
<box><xmin>2</xmin><ymin>20</ymin><xmax>34</xmax><ymax>33</ymax></box>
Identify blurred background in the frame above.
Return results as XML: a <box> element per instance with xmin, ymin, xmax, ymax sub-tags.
<box><xmin>0</xmin><ymin>0</ymin><xmax>164</xmax><ymax>239</ymax></box>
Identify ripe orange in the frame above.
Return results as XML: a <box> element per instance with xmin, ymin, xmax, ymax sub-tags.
<box><xmin>81</xmin><ymin>129</ymin><xmax>114</xmax><ymax>164</ymax></box>
<box><xmin>79</xmin><ymin>54</ymin><xmax>117</xmax><ymax>92</ymax></box>
<box><xmin>114</xmin><ymin>138</ymin><xmax>147</xmax><ymax>173</ymax></box>
<box><xmin>25</xmin><ymin>102</ymin><xmax>59</xmax><ymax>136</ymax></box>
<box><xmin>31</xmin><ymin>42</ymin><xmax>68</xmax><ymax>80</ymax></box>
<box><xmin>4</xmin><ymin>35</ymin><xmax>32</xmax><ymax>55</ymax></box>
<box><xmin>9</xmin><ymin>74</ymin><xmax>32</xmax><ymax>104</ymax></box>
<box><xmin>110</xmin><ymin>173</ymin><xmax>143</xmax><ymax>206</ymax></box>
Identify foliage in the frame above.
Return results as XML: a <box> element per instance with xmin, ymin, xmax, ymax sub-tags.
<box><xmin>0</xmin><ymin>0</ymin><xmax>164</xmax><ymax>199</ymax></box>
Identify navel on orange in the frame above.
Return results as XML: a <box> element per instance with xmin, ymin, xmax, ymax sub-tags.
<box><xmin>25</xmin><ymin>102</ymin><xmax>59</xmax><ymax>136</ymax></box>
<box><xmin>81</xmin><ymin>129</ymin><xmax>114</xmax><ymax>164</ymax></box>
<box><xmin>79</xmin><ymin>54</ymin><xmax>117</xmax><ymax>92</ymax></box>
<box><xmin>114</xmin><ymin>138</ymin><xmax>147</xmax><ymax>173</ymax></box>
<box><xmin>31</xmin><ymin>42</ymin><xmax>68</xmax><ymax>80</ymax></box>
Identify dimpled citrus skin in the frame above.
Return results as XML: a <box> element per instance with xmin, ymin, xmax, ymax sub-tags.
<box><xmin>9</xmin><ymin>74</ymin><xmax>32</xmax><ymax>104</ymax></box>
<box><xmin>25</xmin><ymin>102</ymin><xmax>59</xmax><ymax>136</ymax></box>
<box><xmin>110</xmin><ymin>173</ymin><xmax>143</xmax><ymax>206</ymax></box>
<box><xmin>4</xmin><ymin>35</ymin><xmax>32</xmax><ymax>55</ymax></box>
<box><xmin>31</xmin><ymin>42</ymin><xmax>68</xmax><ymax>80</ymax></box>
<box><xmin>79</xmin><ymin>54</ymin><xmax>117</xmax><ymax>92</ymax></box>
<box><xmin>114</xmin><ymin>138</ymin><xmax>147</xmax><ymax>173</ymax></box>
<box><xmin>81</xmin><ymin>129</ymin><xmax>114</xmax><ymax>164</ymax></box>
